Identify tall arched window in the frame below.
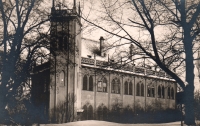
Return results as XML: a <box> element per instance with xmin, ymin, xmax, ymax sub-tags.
<box><xmin>82</xmin><ymin>104</ymin><xmax>93</xmax><ymax>120</ymax></box>
<box><xmin>83</xmin><ymin>75</ymin><xmax>87</xmax><ymax>90</ymax></box>
<box><xmin>97</xmin><ymin>106</ymin><xmax>103</xmax><ymax>120</ymax></box>
<box><xmin>89</xmin><ymin>76</ymin><xmax>93</xmax><ymax>91</ymax></box>
<box><xmin>147</xmin><ymin>86</ymin><xmax>151</xmax><ymax>97</ymax></box>
<box><xmin>129</xmin><ymin>82</ymin><xmax>133</xmax><ymax>95</ymax></box>
<box><xmin>82</xmin><ymin>105</ymin><xmax>88</xmax><ymax>120</ymax></box>
<box><xmin>162</xmin><ymin>86</ymin><xmax>165</xmax><ymax>98</ymax></box>
<box><xmin>88</xmin><ymin>105</ymin><xmax>93</xmax><ymax>120</ymax></box>
<box><xmin>97</xmin><ymin>105</ymin><xmax>107</xmax><ymax>121</ymax></box>
<box><xmin>111</xmin><ymin>78</ymin><xmax>120</xmax><ymax>94</ymax></box>
<box><xmin>171</xmin><ymin>88</ymin><xmax>174</xmax><ymax>99</ymax></box>
<box><xmin>116</xmin><ymin>79</ymin><xmax>120</xmax><ymax>94</ymax></box>
<box><xmin>141</xmin><ymin>83</ymin><xmax>144</xmax><ymax>96</ymax></box>
<box><xmin>97</xmin><ymin>77</ymin><xmax>107</xmax><ymax>92</ymax></box>
<box><xmin>111</xmin><ymin>79</ymin><xmax>115</xmax><ymax>93</ymax></box>
<box><xmin>60</xmin><ymin>71</ymin><xmax>65</xmax><ymax>86</ymax></box>
<box><xmin>103</xmin><ymin>106</ymin><xmax>108</xmax><ymax>120</ymax></box>
<box><xmin>167</xmin><ymin>87</ymin><xmax>170</xmax><ymax>99</ymax></box>
<box><xmin>136</xmin><ymin>83</ymin><xmax>140</xmax><ymax>96</ymax></box>
<box><xmin>124</xmin><ymin>81</ymin><xmax>128</xmax><ymax>95</ymax></box>
<box><xmin>152</xmin><ymin>86</ymin><xmax>155</xmax><ymax>97</ymax></box>
<box><xmin>158</xmin><ymin>85</ymin><xmax>161</xmax><ymax>98</ymax></box>
<box><xmin>103</xmin><ymin>77</ymin><xmax>107</xmax><ymax>92</ymax></box>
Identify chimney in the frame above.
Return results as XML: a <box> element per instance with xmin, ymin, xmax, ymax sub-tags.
<box><xmin>78</xmin><ymin>1</ymin><xmax>81</xmax><ymax>16</ymax></box>
<box><xmin>99</xmin><ymin>36</ymin><xmax>105</xmax><ymax>57</ymax></box>
<box><xmin>73</xmin><ymin>0</ymin><xmax>76</xmax><ymax>13</ymax></box>
<box><xmin>129</xmin><ymin>44</ymin><xmax>134</xmax><ymax>60</ymax></box>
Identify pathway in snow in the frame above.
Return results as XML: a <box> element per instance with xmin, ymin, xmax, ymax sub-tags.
<box><xmin>41</xmin><ymin>120</ymin><xmax>186</xmax><ymax>126</ymax></box>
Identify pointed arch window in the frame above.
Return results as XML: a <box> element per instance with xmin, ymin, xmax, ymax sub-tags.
<box><xmin>162</xmin><ymin>86</ymin><xmax>165</xmax><ymax>98</ymax></box>
<box><xmin>88</xmin><ymin>105</ymin><xmax>93</xmax><ymax>120</ymax></box>
<box><xmin>82</xmin><ymin>105</ymin><xmax>88</xmax><ymax>120</ymax></box>
<box><xmin>147</xmin><ymin>84</ymin><xmax>155</xmax><ymax>97</ymax></box>
<box><xmin>129</xmin><ymin>82</ymin><xmax>133</xmax><ymax>95</ymax></box>
<box><xmin>102</xmin><ymin>78</ymin><xmax>107</xmax><ymax>92</ymax></box>
<box><xmin>111</xmin><ymin>78</ymin><xmax>120</xmax><ymax>94</ymax></box>
<box><xmin>124</xmin><ymin>81</ymin><xmax>128</xmax><ymax>95</ymax></box>
<box><xmin>147</xmin><ymin>86</ymin><xmax>151</xmax><ymax>97</ymax></box>
<box><xmin>97</xmin><ymin>77</ymin><xmax>107</xmax><ymax>92</ymax></box>
<box><xmin>124</xmin><ymin>81</ymin><xmax>133</xmax><ymax>95</ymax></box>
<box><xmin>136</xmin><ymin>83</ymin><xmax>140</xmax><ymax>96</ymax></box>
<box><xmin>141</xmin><ymin>83</ymin><xmax>144</xmax><ymax>96</ymax></box>
<box><xmin>171</xmin><ymin>88</ymin><xmax>174</xmax><ymax>99</ymax></box>
<box><xmin>89</xmin><ymin>76</ymin><xmax>93</xmax><ymax>91</ymax></box>
<box><xmin>83</xmin><ymin>75</ymin><xmax>87</xmax><ymax>90</ymax></box>
<box><xmin>97</xmin><ymin>104</ymin><xmax>108</xmax><ymax>120</ymax></box>
<box><xmin>158</xmin><ymin>86</ymin><xmax>161</xmax><ymax>98</ymax></box>
<box><xmin>82</xmin><ymin>104</ymin><xmax>93</xmax><ymax>120</ymax></box>
<box><xmin>167</xmin><ymin>87</ymin><xmax>170</xmax><ymax>99</ymax></box>
<box><xmin>152</xmin><ymin>86</ymin><xmax>155</xmax><ymax>97</ymax></box>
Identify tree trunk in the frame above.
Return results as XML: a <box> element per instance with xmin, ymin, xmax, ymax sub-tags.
<box><xmin>0</xmin><ymin>85</ymin><xmax>8</xmax><ymax>124</ymax></box>
<box><xmin>184</xmin><ymin>35</ymin><xmax>195</xmax><ymax>125</ymax></box>
<box><xmin>0</xmin><ymin>72</ymin><xmax>8</xmax><ymax>124</ymax></box>
<box><xmin>184</xmin><ymin>85</ymin><xmax>195</xmax><ymax>125</ymax></box>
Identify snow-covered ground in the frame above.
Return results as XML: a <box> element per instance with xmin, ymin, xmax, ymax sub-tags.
<box><xmin>40</xmin><ymin>120</ymin><xmax>187</xmax><ymax>126</ymax></box>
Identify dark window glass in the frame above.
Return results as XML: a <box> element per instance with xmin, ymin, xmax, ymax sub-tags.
<box><xmin>103</xmin><ymin>77</ymin><xmax>107</xmax><ymax>92</ymax></box>
<box><xmin>124</xmin><ymin>81</ymin><xmax>128</xmax><ymax>95</ymax></box>
<box><xmin>141</xmin><ymin>83</ymin><xmax>144</xmax><ymax>96</ymax></box>
<box><xmin>162</xmin><ymin>86</ymin><xmax>165</xmax><ymax>98</ymax></box>
<box><xmin>129</xmin><ymin>82</ymin><xmax>133</xmax><ymax>95</ymax></box>
<box><xmin>83</xmin><ymin>75</ymin><xmax>87</xmax><ymax>90</ymax></box>
<box><xmin>168</xmin><ymin>87</ymin><xmax>170</xmax><ymax>99</ymax></box>
<box><xmin>89</xmin><ymin>76</ymin><xmax>93</xmax><ymax>91</ymax></box>
<box><xmin>171</xmin><ymin>88</ymin><xmax>174</xmax><ymax>99</ymax></box>
<box><xmin>147</xmin><ymin>87</ymin><xmax>151</xmax><ymax>97</ymax></box>
<box><xmin>151</xmin><ymin>87</ymin><xmax>155</xmax><ymax>97</ymax></box>
<box><xmin>136</xmin><ymin>83</ymin><xmax>140</xmax><ymax>96</ymax></box>
<box><xmin>158</xmin><ymin>86</ymin><xmax>161</xmax><ymax>98</ymax></box>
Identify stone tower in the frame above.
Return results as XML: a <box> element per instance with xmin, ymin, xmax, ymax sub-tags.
<box><xmin>49</xmin><ymin>0</ymin><xmax>81</xmax><ymax>122</ymax></box>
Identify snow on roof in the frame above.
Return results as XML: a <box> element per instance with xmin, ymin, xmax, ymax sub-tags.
<box><xmin>81</xmin><ymin>37</ymin><xmax>110</xmax><ymax>62</ymax></box>
<box><xmin>81</xmin><ymin>37</ymin><xmax>132</xmax><ymax>63</ymax></box>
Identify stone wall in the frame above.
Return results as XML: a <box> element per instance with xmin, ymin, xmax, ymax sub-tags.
<box><xmin>80</xmin><ymin>66</ymin><xmax>176</xmax><ymax>119</ymax></box>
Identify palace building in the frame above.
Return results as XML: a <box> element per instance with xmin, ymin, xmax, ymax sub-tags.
<box><xmin>31</xmin><ymin>0</ymin><xmax>177</xmax><ymax>123</ymax></box>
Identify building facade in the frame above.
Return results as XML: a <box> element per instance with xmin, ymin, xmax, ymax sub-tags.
<box><xmin>31</xmin><ymin>1</ymin><xmax>177</xmax><ymax>123</ymax></box>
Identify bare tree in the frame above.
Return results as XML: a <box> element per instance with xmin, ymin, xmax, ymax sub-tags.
<box><xmin>81</xmin><ymin>0</ymin><xmax>200</xmax><ymax>125</ymax></box>
<box><xmin>0</xmin><ymin>0</ymin><xmax>50</xmax><ymax>124</ymax></box>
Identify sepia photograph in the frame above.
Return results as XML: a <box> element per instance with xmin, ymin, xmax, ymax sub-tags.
<box><xmin>0</xmin><ymin>0</ymin><xmax>200</xmax><ymax>125</ymax></box>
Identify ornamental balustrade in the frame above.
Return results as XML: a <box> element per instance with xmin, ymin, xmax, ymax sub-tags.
<box><xmin>96</xmin><ymin>60</ymin><xmax>108</xmax><ymax>67</ymax></box>
<box><xmin>135</xmin><ymin>67</ymin><xmax>145</xmax><ymax>74</ymax></box>
<box><xmin>146</xmin><ymin>69</ymin><xmax>156</xmax><ymax>75</ymax></box>
<box><xmin>156</xmin><ymin>71</ymin><xmax>166</xmax><ymax>77</ymax></box>
<box><xmin>81</xmin><ymin>57</ymin><xmax>95</xmax><ymax>65</ymax></box>
<box><xmin>81</xmin><ymin>57</ymin><xmax>172</xmax><ymax>79</ymax></box>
